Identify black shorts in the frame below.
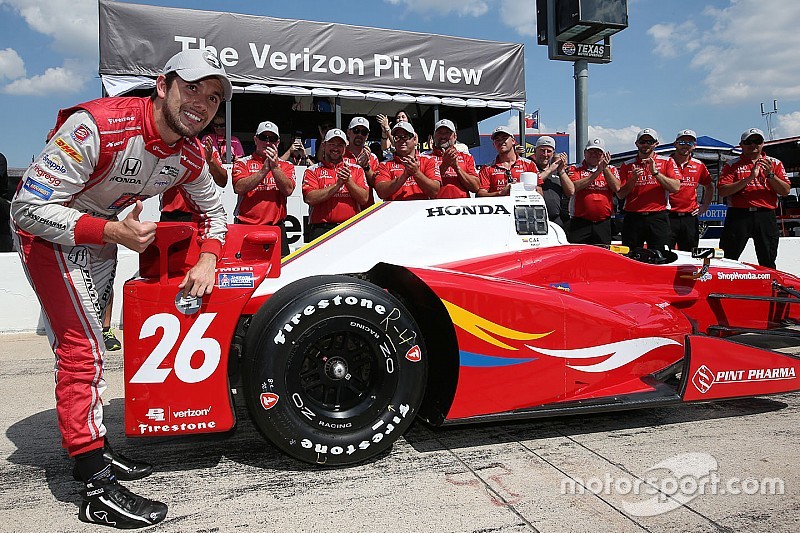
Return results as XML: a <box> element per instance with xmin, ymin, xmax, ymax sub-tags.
<box><xmin>622</xmin><ymin>211</ymin><xmax>671</xmax><ymax>250</ymax></box>
<box><xmin>306</xmin><ymin>222</ymin><xmax>339</xmax><ymax>242</ymax></box>
<box><xmin>668</xmin><ymin>212</ymin><xmax>699</xmax><ymax>251</ymax></box>
<box><xmin>719</xmin><ymin>207</ymin><xmax>778</xmax><ymax>268</ymax></box>
<box><xmin>568</xmin><ymin>217</ymin><xmax>612</xmax><ymax>245</ymax></box>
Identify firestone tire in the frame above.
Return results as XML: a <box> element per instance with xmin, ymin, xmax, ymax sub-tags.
<box><xmin>243</xmin><ymin>275</ymin><xmax>427</xmax><ymax>466</ymax></box>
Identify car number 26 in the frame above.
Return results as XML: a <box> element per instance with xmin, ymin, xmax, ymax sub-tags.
<box><xmin>130</xmin><ymin>312</ymin><xmax>221</xmax><ymax>384</ymax></box>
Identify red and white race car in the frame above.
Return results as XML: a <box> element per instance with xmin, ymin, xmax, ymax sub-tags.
<box><xmin>123</xmin><ymin>182</ymin><xmax>800</xmax><ymax>466</ymax></box>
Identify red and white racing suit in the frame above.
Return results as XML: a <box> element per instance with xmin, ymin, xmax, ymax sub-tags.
<box><xmin>10</xmin><ymin>97</ymin><xmax>227</xmax><ymax>457</ymax></box>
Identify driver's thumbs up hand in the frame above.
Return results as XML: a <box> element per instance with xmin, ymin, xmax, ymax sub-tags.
<box><xmin>104</xmin><ymin>201</ymin><xmax>157</xmax><ymax>253</ymax></box>
<box><xmin>131</xmin><ymin>200</ymin><xmax>144</xmax><ymax>221</ymax></box>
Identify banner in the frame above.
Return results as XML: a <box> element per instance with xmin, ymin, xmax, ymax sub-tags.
<box><xmin>99</xmin><ymin>1</ymin><xmax>526</xmax><ymax>102</ymax></box>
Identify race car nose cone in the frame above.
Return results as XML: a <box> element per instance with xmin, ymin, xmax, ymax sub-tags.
<box><xmin>325</xmin><ymin>357</ymin><xmax>348</xmax><ymax>380</ymax></box>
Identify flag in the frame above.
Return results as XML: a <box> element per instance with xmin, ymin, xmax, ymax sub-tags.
<box><xmin>525</xmin><ymin>110</ymin><xmax>539</xmax><ymax>129</ymax></box>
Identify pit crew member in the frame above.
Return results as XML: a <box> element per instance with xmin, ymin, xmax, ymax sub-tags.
<box><xmin>617</xmin><ymin>128</ymin><xmax>681</xmax><ymax>250</ymax></box>
<box><xmin>565</xmin><ymin>138</ymin><xmax>621</xmax><ymax>245</ymax></box>
<box><xmin>718</xmin><ymin>128</ymin><xmax>790</xmax><ymax>268</ymax></box>
<box><xmin>232</xmin><ymin>120</ymin><xmax>296</xmax><ymax>257</ymax></box>
<box><xmin>302</xmin><ymin>128</ymin><xmax>370</xmax><ymax>240</ymax></box>
<box><xmin>668</xmin><ymin>129</ymin><xmax>714</xmax><ymax>251</ymax></box>
<box><xmin>477</xmin><ymin>126</ymin><xmax>539</xmax><ymax>197</ymax></box>
<box><xmin>375</xmin><ymin>121</ymin><xmax>441</xmax><ymax>200</ymax></box>
<box><xmin>423</xmin><ymin>119</ymin><xmax>479</xmax><ymax>198</ymax></box>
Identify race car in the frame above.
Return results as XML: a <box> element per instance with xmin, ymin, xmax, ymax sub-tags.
<box><xmin>122</xmin><ymin>181</ymin><xmax>800</xmax><ymax>466</ymax></box>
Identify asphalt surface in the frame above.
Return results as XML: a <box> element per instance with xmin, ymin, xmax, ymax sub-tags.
<box><xmin>1</xmin><ymin>331</ymin><xmax>798</xmax><ymax>533</ymax></box>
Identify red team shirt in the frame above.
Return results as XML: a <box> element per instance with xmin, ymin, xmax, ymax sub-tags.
<box><xmin>302</xmin><ymin>160</ymin><xmax>368</xmax><ymax>223</ymax></box>
<box><xmin>478</xmin><ymin>157</ymin><xmax>539</xmax><ymax>194</ymax></box>
<box><xmin>618</xmin><ymin>154</ymin><xmax>681</xmax><ymax>213</ymax></box>
<box><xmin>231</xmin><ymin>153</ymin><xmax>296</xmax><ymax>224</ymax></box>
<box><xmin>718</xmin><ymin>156</ymin><xmax>789</xmax><ymax>209</ymax></box>
<box><xmin>568</xmin><ymin>162</ymin><xmax>620</xmax><ymax>222</ymax></box>
<box><xmin>423</xmin><ymin>148</ymin><xmax>478</xmax><ymax>199</ymax></box>
<box><xmin>160</xmin><ymin>147</ymin><xmax>223</xmax><ymax>215</ymax></box>
<box><xmin>375</xmin><ymin>154</ymin><xmax>441</xmax><ymax>200</ymax></box>
<box><xmin>669</xmin><ymin>157</ymin><xmax>712</xmax><ymax>213</ymax></box>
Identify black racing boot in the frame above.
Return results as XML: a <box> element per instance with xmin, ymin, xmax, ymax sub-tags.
<box><xmin>73</xmin><ymin>441</ymin><xmax>153</xmax><ymax>482</ymax></box>
<box><xmin>78</xmin><ymin>466</ymin><xmax>167</xmax><ymax>529</ymax></box>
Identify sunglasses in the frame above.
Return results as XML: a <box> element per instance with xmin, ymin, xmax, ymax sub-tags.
<box><xmin>393</xmin><ymin>133</ymin><xmax>413</xmax><ymax>142</ymax></box>
<box><xmin>257</xmin><ymin>133</ymin><xmax>279</xmax><ymax>142</ymax></box>
<box><xmin>638</xmin><ymin>139</ymin><xmax>657</xmax><ymax>145</ymax></box>
<box><xmin>742</xmin><ymin>138</ymin><xmax>764</xmax><ymax>146</ymax></box>
<box><xmin>351</xmin><ymin>128</ymin><xmax>369</xmax><ymax>136</ymax></box>
<box><xmin>675</xmin><ymin>140</ymin><xmax>695</xmax><ymax>146</ymax></box>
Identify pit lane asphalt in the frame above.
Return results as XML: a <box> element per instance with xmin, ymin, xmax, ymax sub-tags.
<box><xmin>1</xmin><ymin>331</ymin><xmax>798</xmax><ymax>533</ymax></box>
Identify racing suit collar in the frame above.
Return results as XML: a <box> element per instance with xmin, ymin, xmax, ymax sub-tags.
<box><xmin>143</xmin><ymin>99</ymin><xmax>185</xmax><ymax>158</ymax></box>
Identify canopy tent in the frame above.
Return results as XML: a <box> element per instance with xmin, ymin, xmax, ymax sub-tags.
<box><xmin>98</xmin><ymin>1</ymin><xmax>527</xmax><ymax>151</ymax></box>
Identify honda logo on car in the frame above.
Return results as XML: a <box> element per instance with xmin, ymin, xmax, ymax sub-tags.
<box><xmin>426</xmin><ymin>205</ymin><xmax>511</xmax><ymax>217</ymax></box>
<box><xmin>692</xmin><ymin>364</ymin><xmax>796</xmax><ymax>394</ymax></box>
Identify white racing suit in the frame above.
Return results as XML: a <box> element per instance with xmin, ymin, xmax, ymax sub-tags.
<box><xmin>11</xmin><ymin>96</ymin><xmax>227</xmax><ymax>457</ymax></box>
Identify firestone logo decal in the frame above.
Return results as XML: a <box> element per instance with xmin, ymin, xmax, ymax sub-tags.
<box><xmin>692</xmin><ymin>364</ymin><xmax>796</xmax><ymax>394</ymax></box>
<box><xmin>260</xmin><ymin>393</ymin><xmax>279</xmax><ymax>410</ymax></box>
<box><xmin>405</xmin><ymin>345</ymin><xmax>422</xmax><ymax>362</ymax></box>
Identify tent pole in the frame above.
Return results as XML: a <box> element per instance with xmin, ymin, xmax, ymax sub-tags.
<box><xmin>225</xmin><ymin>101</ymin><xmax>232</xmax><ymax>165</ymax></box>
<box><xmin>519</xmin><ymin>109</ymin><xmax>525</xmax><ymax>151</ymax></box>
<box><xmin>335</xmin><ymin>97</ymin><xmax>342</xmax><ymax>129</ymax></box>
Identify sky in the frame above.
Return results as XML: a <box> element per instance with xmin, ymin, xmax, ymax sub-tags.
<box><xmin>1</xmin><ymin>0</ymin><xmax>800</xmax><ymax>168</ymax></box>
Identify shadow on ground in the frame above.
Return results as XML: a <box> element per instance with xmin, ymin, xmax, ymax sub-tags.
<box><xmin>6</xmin><ymin>390</ymin><xmax>788</xmax><ymax>506</ymax></box>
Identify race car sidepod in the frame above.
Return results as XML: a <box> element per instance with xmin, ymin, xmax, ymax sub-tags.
<box><xmin>123</xmin><ymin>223</ymin><xmax>280</xmax><ymax>438</ymax></box>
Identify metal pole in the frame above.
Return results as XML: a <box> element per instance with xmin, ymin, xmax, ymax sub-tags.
<box><xmin>519</xmin><ymin>109</ymin><xmax>526</xmax><ymax>150</ymax></box>
<box><xmin>335</xmin><ymin>97</ymin><xmax>342</xmax><ymax>129</ymax></box>
<box><xmin>225</xmin><ymin>101</ymin><xmax>232</xmax><ymax>165</ymax></box>
<box><xmin>574</xmin><ymin>59</ymin><xmax>589</xmax><ymax>161</ymax></box>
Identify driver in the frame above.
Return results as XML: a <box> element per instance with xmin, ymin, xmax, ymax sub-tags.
<box><xmin>10</xmin><ymin>48</ymin><xmax>231</xmax><ymax>529</ymax></box>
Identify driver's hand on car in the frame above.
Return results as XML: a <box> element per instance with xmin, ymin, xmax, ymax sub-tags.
<box><xmin>179</xmin><ymin>252</ymin><xmax>218</xmax><ymax>298</ymax></box>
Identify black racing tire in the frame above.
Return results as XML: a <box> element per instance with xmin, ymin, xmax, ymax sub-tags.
<box><xmin>242</xmin><ymin>275</ymin><xmax>427</xmax><ymax>466</ymax></box>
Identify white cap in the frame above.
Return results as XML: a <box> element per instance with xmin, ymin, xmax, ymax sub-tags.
<box><xmin>163</xmin><ymin>49</ymin><xmax>232</xmax><ymax>101</ymax></box>
<box><xmin>348</xmin><ymin>116</ymin><xmax>370</xmax><ymax>131</ymax></box>
<box><xmin>584</xmin><ymin>137</ymin><xmax>606</xmax><ymax>152</ymax></box>
<box><xmin>323</xmin><ymin>128</ymin><xmax>348</xmax><ymax>143</ymax></box>
<box><xmin>434</xmin><ymin>119</ymin><xmax>456</xmax><ymax>132</ymax></box>
<box><xmin>535</xmin><ymin>136</ymin><xmax>556</xmax><ymax>148</ymax></box>
<box><xmin>392</xmin><ymin>121</ymin><xmax>416</xmax><ymax>135</ymax></box>
<box><xmin>255</xmin><ymin>121</ymin><xmax>279</xmax><ymax>136</ymax></box>
<box><xmin>675</xmin><ymin>129</ymin><xmax>697</xmax><ymax>141</ymax></box>
<box><xmin>740</xmin><ymin>127</ymin><xmax>765</xmax><ymax>142</ymax></box>
<box><xmin>636</xmin><ymin>128</ymin><xmax>659</xmax><ymax>142</ymax></box>
<box><xmin>491</xmin><ymin>125</ymin><xmax>514</xmax><ymax>138</ymax></box>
